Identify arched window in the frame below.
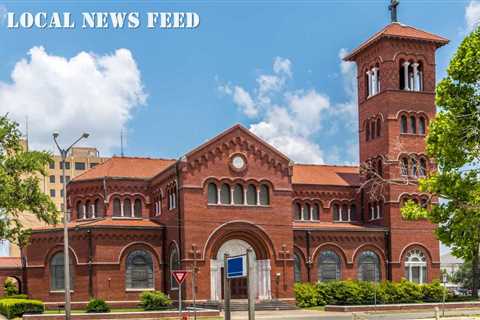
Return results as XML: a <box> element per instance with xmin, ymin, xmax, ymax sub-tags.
<box><xmin>377</xmin><ymin>159</ymin><xmax>383</xmax><ymax>177</ymax></box>
<box><xmin>333</xmin><ymin>204</ymin><xmax>340</xmax><ymax>221</ymax></box>
<box><xmin>419</xmin><ymin>158</ymin><xmax>427</xmax><ymax>176</ymax></box>
<box><xmin>246</xmin><ymin>185</ymin><xmax>257</xmax><ymax>205</ymax></box>
<box><xmin>399</xmin><ymin>60</ymin><xmax>406</xmax><ymax>90</ymax></box>
<box><xmin>357</xmin><ymin>251</ymin><xmax>381</xmax><ymax>282</ymax></box>
<box><xmin>207</xmin><ymin>183</ymin><xmax>218</xmax><ymax>204</ymax></box>
<box><xmin>50</xmin><ymin>252</ymin><xmax>74</xmax><ymax>291</ymax></box>
<box><xmin>410</xmin><ymin>116</ymin><xmax>417</xmax><ymax>134</ymax></box>
<box><xmin>302</xmin><ymin>204</ymin><xmax>311</xmax><ymax>221</ymax></box>
<box><xmin>134</xmin><ymin>199</ymin><xmax>142</xmax><ymax>218</ymax></box>
<box><xmin>318</xmin><ymin>250</ymin><xmax>341</xmax><ymax>281</ymax></box>
<box><xmin>95</xmin><ymin>199</ymin><xmax>103</xmax><ymax>218</ymax></box>
<box><xmin>401</xmin><ymin>115</ymin><xmax>408</xmax><ymax>134</ymax></box>
<box><xmin>366</xmin><ymin>121</ymin><xmax>370</xmax><ymax>141</ymax></box>
<box><xmin>76</xmin><ymin>201</ymin><xmax>84</xmax><ymax>220</ymax></box>
<box><xmin>126</xmin><ymin>250</ymin><xmax>154</xmax><ymax>289</ymax></box>
<box><xmin>124</xmin><ymin>199</ymin><xmax>132</xmax><ymax>217</ymax></box>
<box><xmin>376</xmin><ymin>118</ymin><xmax>381</xmax><ymax>137</ymax></box>
<box><xmin>370</xmin><ymin>121</ymin><xmax>376</xmax><ymax>140</ymax></box>
<box><xmin>419</xmin><ymin>117</ymin><xmax>426</xmax><ymax>135</ymax></box>
<box><xmin>411</xmin><ymin>158</ymin><xmax>418</xmax><ymax>177</ymax></box>
<box><xmin>233</xmin><ymin>184</ymin><xmax>244</xmax><ymax>205</ymax></box>
<box><xmin>294</xmin><ymin>203</ymin><xmax>302</xmax><ymax>220</ymax></box>
<box><xmin>401</xmin><ymin>158</ymin><xmax>409</xmax><ymax>176</ymax></box>
<box><xmin>220</xmin><ymin>184</ymin><xmax>231</xmax><ymax>205</ymax></box>
<box><xmin>312</xmin><ymin>204</ymin><xmax>320</xmax><ymax>221</ymax></box>
<box><xmin>350</xmin><ymin>204</ymin><xmax>356</xmax><ymax>221</ymax></box>
<box><xmin>341</xmin><ymin>204</ymin><xmax>349</xmax><ymax>222</ymax></box>
<box><xmin>113</xmin><ymin>198</ymin><xmax>121</xmax><ymax>217</ymax></box>
<box><xmin>85</xmin><ymin>200</ymin><xmax>92</xmax><ymax>219</ymax></box>
<box><xmin>404</xmin><ymin>249</ymin><xmax>427</xmax><ymax>284</ymax></box>
<box><xmin>294</xmin><ymin>253</ymin><xmax>302</xmax><ymax>282</ymax></box>
<box><xmin>259</xmin><ymin>184</ymin><xmax>270</xmax><ymax>206</ymax></box>
<box><xmin>170</xmin><ymin>247</ymin><xmax>180</xmax><ymax>289</ymax></box>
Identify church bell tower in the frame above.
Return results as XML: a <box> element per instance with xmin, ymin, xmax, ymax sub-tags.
<box><xmin>344</xmin><ymin>2</ymin><xmax>449</xmax><ymax>281</ymax></box>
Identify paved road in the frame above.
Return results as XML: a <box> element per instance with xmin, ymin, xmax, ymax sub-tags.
<box><xmin>230</xmin><ymin>308</ymin><xmax>480</xmax><ymax>320</ymax></box>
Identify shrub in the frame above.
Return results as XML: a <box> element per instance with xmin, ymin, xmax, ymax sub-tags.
<box><xmin>139</xmin><ymin>291</ymin><xmax>172</xmax><ymax>310</ymax></box>
<box><xmin>422</xmin><ymin>281</ymin><xmax>447</xmax><ymax>302</ymax></box>
<box><xmin>85</xmin><ymin>298</ymin><xmax>110</xmax><ymax>313</ymax></box>
<box><xmin>4</xmin><ymin>279</ymin><xmax>18</xmax><ymax>297</ymax></box>
<box><xmin>0</xmin><ymin>294</ymin><xmax>28</xmax><ymax>300</ymax></box>
<box><xmin>0</xmin><ymin>298</ymin><xmax>44</xmax><ymax>319</ymax></box>
<box><xmin>294</xmin><ymin>283</ymin><xmax>322</xmax><ymax>307</ymax></box>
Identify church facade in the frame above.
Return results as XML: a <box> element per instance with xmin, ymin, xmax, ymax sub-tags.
<box><xmin>2</xmin><ymin>20</ymin><xmax>449</xmax><ymax>304</ymax></box>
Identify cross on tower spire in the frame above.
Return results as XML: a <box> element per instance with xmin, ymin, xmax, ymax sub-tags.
<box><xmin>389</xmin><ymin>0</ymin><xmax>399</xmax><ymax>23</ymax></box>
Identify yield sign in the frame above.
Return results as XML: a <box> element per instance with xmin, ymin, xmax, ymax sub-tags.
<box><xmin>172</xmin><ymin>270</ymin><xmax>188</xmax><ymax>285</ymax></box>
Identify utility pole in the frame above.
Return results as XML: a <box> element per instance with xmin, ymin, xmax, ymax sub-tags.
<box><xmin>53</xmin><ymin>131</ymin><xmax>89</xmax><ymax>320</ymax></box>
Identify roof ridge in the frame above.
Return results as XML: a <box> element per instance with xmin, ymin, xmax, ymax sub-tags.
<box><xmin>110</xmin><ymin>156</ymin><xmax>176</xmax><ymax>161</ymax></box>
<box><xmin>294</xmin><ymin>163</ymin><xmax>359</xmax><ymax>168</ymax></box>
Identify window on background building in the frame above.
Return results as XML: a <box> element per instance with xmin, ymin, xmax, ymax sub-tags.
<box><xmin>400</xmin><ymin>60</ymin><xmax>423</xmax><ymax>92</ymax></box>
<box><xmin>126</xmin><ymin>250</ymin><xmax>154</xmax><ymax>289</ymax></box>
<box><xmin>366</xmin><ymin>121</ymin><xmax>370</xmax><ymax>141</ymax></box>
<box><xmin>124</xmin><ymin>199</ymin><xmax>132</xmax><ymax>217</ymax></box>
<box><xmin>370</xmin><ymin>121</ymin><xmax>376</xmax><ymax>140</ymax></box>
<box><xmin>60</xmin><ymin>176</ymin><xmax>71</xmax><ymax>184</ymax></box>
<box><xmin>318</xmin><ymin>250</ymin><xmax>341</xmax><ymax>281</ymax></box>
<box><xmin>76</xmin><ymin>201</ymin><xmax>83</xmax><ymax>219</ymax></box>
<box><xmin>85</xmin><ymin>200</ymin><xmax>92</xmax><ymax>219</ymax></box>
<box><xmin>294</xmin><ymin>253</ymin><xmax>302</xmax><ymax>282</ymax></box>
<box><xmin>233</xmin><ymin>184</ymin><xmax>244</xmax><ymax>205</ymax></box>
<box><xmin>50</xmin><ymin>189</ymin><xmax>56</xmax><ymax>197</ymax></box>
<box><xmin>312</xmin><ymin>204</ymin><xmax>320</xmax><ymax>221</ymax></box>
<box><xmin>401</xmin><ymin>158</ymin><xmax>409</xmax><ymax>176</ymax></box>
<box><xmin>411</xmin><ymin>158</ymin><xmax>418</xmax><ymax>177</ymax></box>
<box><xmin>357</xmin><ymin>251</ymin><xmax>381</xmax><ymax>282</ymax></box>
<box><xmin>377</xmin><ymin>159</ymin><xmax>383</xmax><ymax>177</ymax></box>
<box><xmin>208</xmin><ymin>183</ymin><xmax>218</xmax><ymax>204</ymax></box>
<box><xmin>220</xmin><ymin>184</ymin><xmax>231</xmax><ymax>205</ymax></box>
<box><xmin>376</xmin><ymin>118</ymin><xmax>381</xmax><ymax>137</ymax></box>
<box><xmin>294</xmin><ymin>203</ymin><xmax>302</xmax><ymax>220</ymax></box>
<box><xmin>302</xmin><ymin>204</ymin><xmax>311</xmax><ymax>221</ymax></box>
<box><xmin>134</xmin><ymin>199</ymin><xmax>142</xmax><ymax>218</ymax></box>
<box><xmin>410</xmin><ymin>116</ymin><xmax>417</xmax><ymax>134</ymax></box>
<box><xmin>341</xmin><ymin>204</ymin><xmax>349</xmax><ymax>221</ymax></box>
<box><xmin>259</xmin><ymin>185</ymin><xmax>270</xmax><ymax>205</ymax></box>
<box><xmin>246</xmin><ymin>185</ymin><xmax>257</xmax><ymax>205</ymax></box>
<box><xmin>419</xmin><ymin>117</ymin><xmax>426</xmax><ymax>135</ymax></box>
<box><xmin>350</xmin><ymin>204</ymin><xmax>356</xmax><ymax>221</ymax></box>
<box><xmin>59</xmin><ymin>162</ymin><xmax>70</xmax><ymax>170</ymax></box>
<box><xmin>170</xmin><ymin>247</ymin><xmax>180</xmax><ymax>289</ymax></box>
<box><xmin>74</xmin><ymin>162</ymin><xmax>86</xmax><ymax>170</ymax></box>
<box><xmin>49</xmin><ymin>161</ymin><xmax>55</xmax><ymax>169</ymax></box>
<box><xmin>333</xmin><ymin>204</ymin><xmax>340</xmax><ymax>221</ymax></box>
<box><xmin>60</xmin><ymin>190</ymin><xmax>64</xmax><ymax>197</ymax></box>
<box><xmin>401</xmin><ymin>115</ymin><xmax>408</xmax><ymax>134</ymax></box>
<box><xmin>49</xmin><ymin>175</ymin><xmax>55</xmax><ymax>183</ymax></box>
<box><xmin>404</xmin><ymin>249</ymin><xmax>427</xmax><ymax>284</ymax></box>
<box><xmin>419</xmin><ymin>158</ymin><xmax>427</xmax><ymax>176</ymax></box>
<box><xmin>50</xmin><ymin>252</ymin><xmax>74</xmax><ymax>291</ymax></box>
<box><xmin>95</xmin><ymin>199</ymin><xmax>103</xmax><ymax>217</ymax></box>
<box><xmin>113</xmin><ymin>198</ymin><xmax>121</xmax><ymax>217</ymax></box>
<box><xmin>366</xmin><ymin>66</ymin><xmax>380</xmax><ymax>97</ymax></box>
<box><xmin>90</xmin><ymin>163</ymin><xmax>99</xmax><ymax>168</ymax></box>
<box><xmin>420</xmin><ymin>197</ymin><xmax>428</xmax><ymax>209</ymax></box>
<box><xmin>0</xmin><ymin>240</ymin><xmax>10</xmax><ymax>257</ymax></box>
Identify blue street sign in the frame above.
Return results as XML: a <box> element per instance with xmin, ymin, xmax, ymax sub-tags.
<box><xmin>227</xmin><ymin>255</ymin><xmax>247</xmax><ymax>279</ymax></box>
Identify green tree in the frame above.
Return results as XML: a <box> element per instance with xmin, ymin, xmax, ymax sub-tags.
<box><xmin>401</xmin><ymin>27</ymin><xmax>480</xmax><ymax>297</ymax></box>
<box><xmin>0</xmin><ymin>115</ymin><xmax>59</xmax><ymax>248</ymax></box>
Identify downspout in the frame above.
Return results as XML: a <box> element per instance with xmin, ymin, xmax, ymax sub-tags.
<box><xmin>175</xmin><ymin>161</ymin><xmax>183</xmax><ymax>262</ymax></box>
<box><xmin>88</xmin><ymin>229</ymin><xmax>93</xmax><ymax>297</ymax></box>
<box><xmin>305</xmin><ymin>230</ymin><xmax>311</xmax><ymax>282</ymax></box>
<box><xmin>162</xmin><ymin>225</ymin><xmax>167</xmax><ymax>292</ymax></box>
<box><xmin>385</xmin><ymin>230</ymin><xmax>392</xmax><ymax>281</ymax></box>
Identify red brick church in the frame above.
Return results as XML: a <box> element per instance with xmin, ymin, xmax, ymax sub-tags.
<box><xmin>1</xmin><ymin>19</ymin><xmax>449</xmax><ymax>305</ymax></box>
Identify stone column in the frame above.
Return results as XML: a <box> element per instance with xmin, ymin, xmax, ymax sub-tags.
<box><xmin>366</xmin><ymin>70</ymin><xmax>372</xmax><ymax>97</ymax></box>
<box><xmin>403</xmin><ymin>61</ymin><xmax>410</xmax><ymax>91</ymax></box>
<box><xmin>412</xmin><ymin>62</ymin><xmax>419</xmax><ymax>91</ymax></box>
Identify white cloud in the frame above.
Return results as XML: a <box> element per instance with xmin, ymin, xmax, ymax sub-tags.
<box><xmin>0</xmin><ymin>46</ymin><xmax>146</xmax><ymax>154</ymax></box>
<box><xmin>466</xmin><ymin>1</ymin><xmax>480</xmax><ymax>32</ymax></box>
<box><xmin>232</xmin><ymin>86</ymin><xmax>258</xmax><ymax>117</ymax></box>
<box><xmin>220</xmin><ymin>54</ymin><xmax>357</xmax><ymax>164</ymax></box>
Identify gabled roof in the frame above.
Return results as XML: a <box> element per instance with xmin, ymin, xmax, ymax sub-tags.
<box><xmin>344</xmin><ymin>22</ymin><xmax>449</xmax><ymax>61</ymax></box>
<box><xmin>31</xmin><ymin>217</ymin><xmax>164</xmax><ymax>231</ymax></box>
<box><xmin>184</xmin><ymin>124</ymin><xmax>291</xmax><ymax>163</ymax></box>
<box><xmin>292</xmin><ymin>164</ymin><xmax>361</xmax><ymax>187</ymax></box>
<box><xmin>73</xmin><ymin>156</ymin><xmax>176</xmax><ymax>181</ymax></box>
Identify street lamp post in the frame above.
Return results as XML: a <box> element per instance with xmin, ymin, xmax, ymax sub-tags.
<box><xmin>53</xmin><ymin>132</ymin><xmax>89</xmax><ymax>320</ymax></box>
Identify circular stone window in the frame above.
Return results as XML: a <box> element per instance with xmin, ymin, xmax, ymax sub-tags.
<box><xmin>230</xmin><ymin>154</ymin><xmax>247</xmax><ymax>172</ymax></box>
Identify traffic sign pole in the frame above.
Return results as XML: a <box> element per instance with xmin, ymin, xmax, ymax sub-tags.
<box><xmin>224</xmin><ymin>253</ymin><xmax>231</xmax><ymax>320</ymax></box>
<box><xmin>172</xmin><ymin>271</ymin><xmax>188</xmax><ymax>317</ymax></box>
<box><xmin>247</xmin><ymin>249</ymin><xmax>255</xmax><ymax>320</ymax></box>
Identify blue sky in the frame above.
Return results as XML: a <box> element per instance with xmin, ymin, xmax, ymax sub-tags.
<box><xmin>0</xmin><ymin>0</ymin><xmax>478</xmax><ymax>166</ymax></box>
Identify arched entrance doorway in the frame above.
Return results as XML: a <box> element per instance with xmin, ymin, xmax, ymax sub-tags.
<box><xmin>210</xmin><ymin>239</ymin><xmax>271</xmax><ymax>301</ymax></box>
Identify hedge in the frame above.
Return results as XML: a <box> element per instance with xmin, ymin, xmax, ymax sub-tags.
<box><xmin>0</xmin><ymin>298</ymin><xmax>44</xmax><ymax>319</ymax></box>
<box><xmin>294</xmin><ymin>280</ymin><xmax>448</xmax><ymax>307</ymax></box>
<box><xmin>139</xmin><ymin>291</ymin><xmax>172</xmax><ymax>310</ymax></box>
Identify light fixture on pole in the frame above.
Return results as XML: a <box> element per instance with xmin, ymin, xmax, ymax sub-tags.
<box><xmin>52</xmin><ymin>132</ymin><xmax>89</xmax><ymax>320</ymax></box>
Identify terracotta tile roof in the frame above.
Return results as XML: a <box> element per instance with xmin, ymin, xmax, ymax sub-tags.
<box><xmin>0</xmin><ymin>257</ymin><xmax>22</xmax><ymax>268</ymax></box>
<box><xmin>31</xmin><ymin>217</ymin><xmax>164</xmax><ymax>231</ymax></box>
<box><xmin>344</xmin><ymin>23</ymin><xmax>449</xmax><ymax>61</ymax></box>
<box><xmin>73</xmin><ymin>156</ymin><xmax>176</xmax><ymax>181</ymax></box>
<box><xmin>292</xmin><ymin>164</ymin><xmax>361</xmax><ymax>186</ymax></box>
<box><xmin>293</xmin><ymin>221</ymin><xmax>387</xmax><ymax>232</ymax></box>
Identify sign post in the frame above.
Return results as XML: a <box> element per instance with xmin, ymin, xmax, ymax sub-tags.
<box><xmin>172</xmin><ymin>270</ymin><xmax>188</xmax><ymax>316</ymax></box>
<box><xmin>225</xmin><ymin>252</ymin><xmax>254</xmax><ymax>320</ymax></box>
<box><xmin>223</xmin><ymin>254</ymin><xmax>231</xmax><ymax>320</ymax></box>
<box><xmin>246</xmin><ymin>249</ymin><xmax>255</xmax><ymax>320</ymax></box>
